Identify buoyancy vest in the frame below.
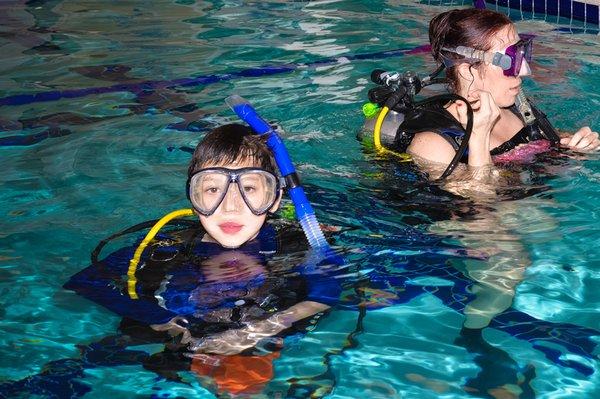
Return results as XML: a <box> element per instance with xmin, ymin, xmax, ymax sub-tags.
<box><xmin>64</xmin><ymin>222</ymin><xmax>341</xmax><ymax>332</ymax></box>
<box><xmin>387</xmin><ymin>100</ymin><xmax>557</xmax><ymax>161</ymax></box>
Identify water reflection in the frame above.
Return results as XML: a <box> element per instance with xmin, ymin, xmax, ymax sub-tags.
<box><xmin>357</xmin><ymin>153</ymin><xmax>583</xmax><ymax>396</ymax></box>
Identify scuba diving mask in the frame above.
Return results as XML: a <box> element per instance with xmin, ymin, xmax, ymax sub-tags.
<box><xmin>442</xmin><ymin>36</ymin><xmax>533</xmax><ymax>77</ymax></box>
<box><xmin>187</xmin><ymin>167</ymin><xmax>281</xmax><ymax>216</ymax></box>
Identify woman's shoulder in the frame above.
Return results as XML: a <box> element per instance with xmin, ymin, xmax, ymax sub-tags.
<box><xmin>400</xmin><ymin>100</ymin><xmax>462</xmax><ymax>134</ymax></box>
<box><xmin>407</xmin><ymin>131</ymin><xmax>458</xmax><ymax>164</ymax></box>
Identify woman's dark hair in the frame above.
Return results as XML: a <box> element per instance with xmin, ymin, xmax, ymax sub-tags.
<box><xmin>429</xmin><ymin>8</ymin><xmax>512</xmax><ymax>91</ymax></box>
<box><xmin>188</xmin><ymin>123</ymin><xmax>278</xmax><ymax>178</ymax></box>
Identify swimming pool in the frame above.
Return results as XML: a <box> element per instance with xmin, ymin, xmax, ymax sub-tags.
<box><xmin>1</xmin><ymin>0</ymin><xmax>599</xmax><ymax>398</ymax></box>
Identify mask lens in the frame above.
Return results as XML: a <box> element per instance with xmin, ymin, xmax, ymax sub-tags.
<box><xmin>503</xmin><ymin>38</ymin><xmax>533</xmax><ymax>77</ymax></box>
<box><xmin>189</xmin><ymin>168</ymin><xmax>278</xmax><ymax>215</ymax></box>
<box><xmin>523</xmin><ymin>39</ymin><xmax>533</xmax><ymax>63</ymax></box>
<box><xmin>189</xmin><ymin>171</ymin><xmax>230</xmax><ymax>215</ymax></box>
<box><xmin>238</xmin><ymin>171</ymin><xmax>278</xmax><ymax>214</ymax></box>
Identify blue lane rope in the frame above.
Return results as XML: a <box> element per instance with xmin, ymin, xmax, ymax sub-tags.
<box><xmin>0</xmin><ymin>45</ymin><xmax>430</xmax><ymax>108</ymax></box>
<box><xmin>2</xmin><ymin>1</ymin><xmax>598</xmax><ymax>108</ymax></box>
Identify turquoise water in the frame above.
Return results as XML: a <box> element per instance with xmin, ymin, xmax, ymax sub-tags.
<box><xmin>1</xmin><ymin>1</ymin><xmax>599</xmax><ymax>398</ymax></box>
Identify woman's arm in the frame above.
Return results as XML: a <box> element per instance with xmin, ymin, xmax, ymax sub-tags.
<box><xmin>408</xmin><ymin>134</ymin><xmax>499</xmax><ymax>196</ymax></box>
<box><xmin>454</xmin><ymin>90</ymin><xmax>499</xmax><ymax>167</ymax></box>
<box><xmin>407</xmin><ymin>131</ymin><xmax>457</xmax><ymax>166</ymax></box>
<box><xmin>407</xmin><ymin>91</ymin><xmax>500</xmax><ymax>185</ymax></box>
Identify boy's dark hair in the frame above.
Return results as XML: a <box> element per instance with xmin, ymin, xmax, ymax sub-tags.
<box><xmin>188</xmin><ymin>123</ymin><xmax>278</xmax><ymax>178</ymax></box>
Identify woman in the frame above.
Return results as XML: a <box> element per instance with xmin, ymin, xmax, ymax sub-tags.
<box><xmin>403</xmin><ymin>9</ymin><xmax>599</xmax><ymax>178</ymax></box>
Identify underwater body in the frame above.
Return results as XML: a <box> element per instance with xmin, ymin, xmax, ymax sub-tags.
<box><xmin>1</xmin><ymin>0</ymin><xmax>600</xmax><ymax>398</ymax></box>
<box><xmin>1</xmin><ymin>220</ymin><xmax>598</xmax><ymax>397</ymax></box>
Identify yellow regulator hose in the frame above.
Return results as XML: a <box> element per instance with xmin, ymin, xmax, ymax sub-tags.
<box><xmin>373</xmin><ymin>106</ymin><xmax>412</xmax><ymax>162</ymax></box>
<box><xmin>128</xmin><ymin>208</ymin><xmax>195</xmax><ymax>299</ymax></box>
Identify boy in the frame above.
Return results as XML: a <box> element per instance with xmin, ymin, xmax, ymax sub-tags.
<box><xmin>64</xmin><ymin>123</ymin><xmax>338</xmax><ymax>395</ymax></box>
<box><xmin>145</xmin><ymin>123</ymin><xmax>335</xmax><ymax>352</ymax></box>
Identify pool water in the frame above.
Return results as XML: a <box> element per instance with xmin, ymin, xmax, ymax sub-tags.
<box><xmin>1</xmin><ymin>0</ymin><xmax>599</xmax><ymax>398</ymax></box>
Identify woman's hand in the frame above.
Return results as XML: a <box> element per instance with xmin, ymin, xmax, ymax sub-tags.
<box><xmin>151</xmin><ymin>316</ymin><xmax>195</xmax><ymax>344</ymax></box>
<box><xmin>560</xmin><ymin>126</ymin><xmax>600</xmax><ymax>152</ymax></box>
<box><xmin>456</xmin><ymin>90</ymin><xmax>500</xmax><ymax>167</ymax></box>
<box><xmin>151</xmin><ymin>316</ymin><xmax>283</xmax><ymax>356</ymax></box>
<box><xmin>456</xmin><ymin>90</ymin><xmax>500</xmax><ymax>136</ymax></box>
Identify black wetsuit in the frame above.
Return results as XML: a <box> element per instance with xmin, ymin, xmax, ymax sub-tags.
<box><xmin>391</xmin><ymin>100</ymin><xmax>557</xmax><ymax>162</ymax></box>
<box><xmin>65</xmin><ymin>223</ymin><xmax>342</xmax><ymax>336</ymax></box>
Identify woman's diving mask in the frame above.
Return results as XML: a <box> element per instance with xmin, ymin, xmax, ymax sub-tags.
<box><xmin>187</xmin><ymin>167</ymin><xmax>281</xmax><ymax>216</ymax></box>
<box><xmin>442</xmin><ymin>36</ymin><xmax>533</xmax><ymax>77</ymax></box>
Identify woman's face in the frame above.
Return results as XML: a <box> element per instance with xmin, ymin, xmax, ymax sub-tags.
<box><xmin>463</xmin><ymin>24</ymin><xmax>531</xmax><ymax>108</ymax></box>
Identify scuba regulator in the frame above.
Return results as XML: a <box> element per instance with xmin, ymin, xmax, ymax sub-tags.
<box><xmin>365</xmin><ymin>66</ymin><xmax>474</xmax><ymax>179</ymax></box>
<box><xmin>514</xmin><ymin>89</ymin><xmax>561</xmax><ymax>143</ymax></box>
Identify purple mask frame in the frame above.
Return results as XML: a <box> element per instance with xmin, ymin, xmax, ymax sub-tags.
<box><xmin>502</xmin><ymin>37</ymin><xmax>533</xmax><ymax>77</ymax></box>
<box><xmin>441</xmin><ymin>35</ymin><xmax>533</xmax><ymax>77</ymax></box>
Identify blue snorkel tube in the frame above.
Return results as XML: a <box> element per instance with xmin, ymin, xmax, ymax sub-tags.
<box><xmin>226</xmin><ymin>95</ymin><xmax>329</xmax><ymax>250</ymax></box>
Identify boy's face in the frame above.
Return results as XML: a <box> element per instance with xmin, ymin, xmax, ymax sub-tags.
<box><xmin>196</xmin><ymin>159</ymin><xmax>280</xmax><ymax>248</ymax></box>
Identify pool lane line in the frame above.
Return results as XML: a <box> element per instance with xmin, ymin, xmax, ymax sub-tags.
<box><xmin>479</xmin><ymin>0</ymin><xmax>600</xmax><ymax>26</ymax></box>
<box><xmin>0</xmin><ymin>45</ymin><xmax>431</xmax><ymax>108</ymax></box>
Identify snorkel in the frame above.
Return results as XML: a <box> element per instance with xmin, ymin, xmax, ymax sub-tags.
<box><xmin>225</xmin><ymin>95</ymin><xmax>329</xmax><ymax>250</ymax></box>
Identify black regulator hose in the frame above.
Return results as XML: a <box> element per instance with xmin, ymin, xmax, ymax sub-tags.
<box><xmin>91</xmin><ymin>218</ymin><xmax>199</xmax><ymax>265</ymax></box>
<box><xmin>412</xmin><ymin>93</ymin><xmax>474</xmax><ymax>179</ymax></box>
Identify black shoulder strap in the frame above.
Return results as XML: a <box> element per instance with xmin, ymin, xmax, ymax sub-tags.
<box><xmin>529</xmin><ymin>101</ymin><xmax>560</xmax><ymax>143</ymax></box>
<box><xmin>394</xmin><ymin>102</ymin><xmax>465</xmax><ymax>152</ymax></box>
<box><xmin>490</xmin><ymin>101</ymin><xmax>560</xmax><ymax>155</ymax></box>
<box><xmin>91</xmin><ymin>219</ymin><xmax>200</xmax><ymax>265</ymax></box>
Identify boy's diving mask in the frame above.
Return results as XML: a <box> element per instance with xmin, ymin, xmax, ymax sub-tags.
<box><xmin>187</xmin><ymin>167</ymin><xmax>281</xmax><ymax>216</ymax></box>
<box><xmin>442</xmin><ymin>36</ymin><xmax>532</xmax><ymax>77</ymax></box>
